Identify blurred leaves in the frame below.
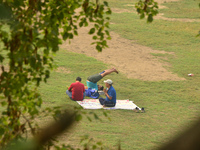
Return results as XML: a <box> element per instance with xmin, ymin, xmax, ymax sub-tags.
<box><xmin>135</xmin><ymin>0</ymin><xmax>159</xmax><ymax>23</ymax></box>
<box><xmin>0</xmin><ymin>0</ymin><xmax>112</xmax><ymax>149</ymax></box>
<box><xmin>0</xmin><ymin>3</ymin><xmax>12</xmax><ymax>21</ymax></box>
<box><xmin>80</xmin><ymin>135</ymin><xmax>104</xmax><ymax>150</ymax></box>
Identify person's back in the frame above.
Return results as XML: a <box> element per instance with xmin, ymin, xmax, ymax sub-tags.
<box><xmin>66</xmin><ymin>77</ymin><xmax>85</xmax><ymax>101</ymax></box>
<box><xmin>70</xmin><ymin>82</ymin><xmax>85</xmax><ymax>101</ymax></box>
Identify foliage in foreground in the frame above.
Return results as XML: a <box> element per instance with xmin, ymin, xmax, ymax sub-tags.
<box><xmin>0</xmin><ymin>0</ymin><xmax>111</xmax><ymax>149</ymax></box>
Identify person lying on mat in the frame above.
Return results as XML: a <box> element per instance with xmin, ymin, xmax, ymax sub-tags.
<box><xmin>99</xmin><ymin>79</ymin><xmax>116</xmax><ymax>107</ymax></box>
<box><xmin>66</xmin><ymin>77</ymin><xmax>85</xmax><ymax>101</ymax></box>
<box><xmin>86</xmin><ymin>68</ymin><xmax>118</xmax><ymax>91</ymax></box>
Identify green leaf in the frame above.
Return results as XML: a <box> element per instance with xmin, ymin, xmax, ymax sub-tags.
<box><xmin>0</xmin><ymin>55</ymin><xmax>4</xmax><ymax>63</ymax></box>
<box><xmin>102</xmin><ymin>40</ymin><xmax>107</xmax><ymax>46</ymax></box>
<box><xmin>94</xmin><ymin>24</ymin><xmax>99</xmax><ymax>29</ymax></box>
<box><xmin>89</xmin><ymin>28</ymin><xmax>95</xmax><ymax>34</ymax></box>
<box><xmin>136</xmin><ymin>8</ymin><xmax>141</xmax><ymax>13</ymax></box>
<box><xmin>79</xmin><ymin>22</ymin><xmax>83</xmax><ymax>27</ymax></box>
<box><xmin>74</xmin><ymin>30</ymin><xmax>78</xmax><ymax>36</ymax></box>
<box><xmin>107</xmin><ymin>36</ymin><xmax>111</xmax><ymax>40</ymax></box>
<box><xmin>69</xmin><ymin>33</ymin><xmax>73</xmax><ymax>39</ymax></box>
<box><xmin>93</xmin><ymin>113</ymin><xmax>99</xmax><ymax>120</ymax></box>
<box><xmin>0</xmin><ymin>3</ymin><xmax>12</xmax><ymax>21</ymax></box>
<box><xmin>92</xmin><ymin>145</ymin><xmax>97</xmax><ymax>149</ymax></box>
<box><xmin>87</xmin><ymin>116</ymin><xmax>92</xmax><ymax>122</ymax></box>
<box><xmin>140</xmin><ymin>13</ymin><xmax>145</xmax><ymax>19</ymax></box>
<box><xmin>104</xmin><ymin>1</ymin><xmax>108</xmax><ymax>6</ymax></box>
<box><xmin>105</xmin><ymin>30</ymin><xmax>110</xmax><ymax>36</ymax></box>
<box><xmin>106</xmin><ymin>8</ymin><xmax>112</xmax><ymax>15</ymax></box>
<box><xmin>92</xmin><ymin>36</ymin><xmax>98</xmax><ymax>40</ymax></box>
<box><xmin>96</xmin><ymin>142</ymin><xmax>102</xmax><ymax>146</ymax></box>
<box><xmin>96</xmin><ymin>45</ymin><xmax>102</xmax><ymax>52</ymax></box>
<box><xmin>103</xmin><ymin>111</ymin><xmax>108</xmax><ymax>117</ymax></box>
<box><xmin>1</xmin><ymin>101</ymin><xmax>7</xmax><ymax>106</ymax></box>
<box><xmin>147</xmin><ymin>14</ymin><xmax>153</xmax><ymax>23</ymax></box>
<box><xmin>63</xmin><ymin>32</ymin><xmax>69</xmax><ymax>40</ymax></box>
<box><xmin>0</xmin><ymin>126</ymin><xmax>5</xmax><ymax>135</ymax></box>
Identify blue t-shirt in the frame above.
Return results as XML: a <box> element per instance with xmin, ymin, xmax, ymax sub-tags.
<box><xmin>105</xmin><ymin>86</ymin><xmax>116</xmax><ymax>104</ymax></box>
<box><xmin>86</xmin><ymin>80</ymin><xmax>98</xmax><ymax>90</ymax></box>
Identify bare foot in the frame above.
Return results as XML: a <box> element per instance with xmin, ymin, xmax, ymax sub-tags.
<box><xmin>113</xmin><ymin>68</ymin><xmax>119</xmax><ymax>74</ymax></box>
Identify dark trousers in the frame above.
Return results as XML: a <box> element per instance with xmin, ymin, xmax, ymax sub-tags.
<box><xmin>99</xmin><ymin>97</ymin><xmax>116</xmax><ymax>107</ymax></box>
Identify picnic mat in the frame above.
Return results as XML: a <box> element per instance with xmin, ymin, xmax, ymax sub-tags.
<box><xmin>77</xmin><ymin>99</ymin><xmax>140</xmax><ymax>110</ymax></box>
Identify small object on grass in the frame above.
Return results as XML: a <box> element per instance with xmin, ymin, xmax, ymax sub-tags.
<box><xmin>188</xmin><ymin>73</ymin><xmax>194</xmax><ymax>77</ymax></box>
<box><xmin>141</xmin><ymin>107</ymin><xmax>145</xmax><ymax>113</ymax></box>
<box><xmin>134</xmin><ymin>107</ymin><xmax>139</xmax><ymax>113</ymax></box>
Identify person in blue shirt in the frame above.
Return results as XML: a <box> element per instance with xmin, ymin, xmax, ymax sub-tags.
<box><xmin>86</xmin><ymin>68</ymin><xmax>118</xmax><ymax>91</ymax></box>
<box><xmin>99</xmin><ymin>79</ymin><xmax>116</xmax><ymax>107</ymax></box>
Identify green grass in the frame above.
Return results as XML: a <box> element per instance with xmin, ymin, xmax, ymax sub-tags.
<box><xmin>160</xmin><ymin>0</ymin><xmax>200</xmax><ymax>19</ymax></box>
<box><xmin>100</xmin><ymin>0</ymin><xmax>136</xmax><ymax>10</ymax></box>
<box><xmin>38</xmin><ymin>1</ymin><xmax>200</xmax><ymax>149</ymax></box>
<box><xmin>38</xmin><ymin>0</ymin><xmax>200</xmax><ymax>149</ymax></box>
<box><xmin>1</xmin><ymin>0</ymin><xmax>200</xmax><ymax>149</ymax></box>
<box><xmin>39</xmin><ymin>50</ymin><xmax>200</xmax><ymax>149</ymax></box>
<box><xmin>109</xmin><ymin>12</ymin><xmax>200</xmax><ymax>80</ymax></box>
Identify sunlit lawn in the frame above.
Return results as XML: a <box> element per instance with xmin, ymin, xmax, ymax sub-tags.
<box><xmin>38</xmin><ymin>0</ymin><xmax>200</xmax><ymax>149</ymax></box>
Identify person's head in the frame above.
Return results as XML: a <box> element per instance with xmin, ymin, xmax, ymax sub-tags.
<box><xmin>104</xmin><ymin>79</ymin><xmax>113</xmax><ymax>87</ymax></box>
<box><xmin>76</xmin><ymin>77</ymin><xmax>82</xmax><ymax>82</ymax></box>
<box><xmin>98</xmin><ymin>85</ymin><xmax>104</xmax><ymax>91</ymax></box>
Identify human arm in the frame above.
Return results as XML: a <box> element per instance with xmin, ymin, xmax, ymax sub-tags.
<box><xmin>68</xmin><ymin>84</ymin><xmax>73</xmax><ymax>92</ymax></box>
<box><xmin>103</xmin><ymin>88</ymin><xmax>112</xmax><ymax>100</ymax></box>
<box><xmin>83</xmin><ymin>85</ymin><xmax>85</xmax><ymax>92</ymax></box>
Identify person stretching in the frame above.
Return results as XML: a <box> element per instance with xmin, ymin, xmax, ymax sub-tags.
<box><xmin>86</xmin><ymin>68</ymin><xmax>118</xmax><ymax>91</ymax></box>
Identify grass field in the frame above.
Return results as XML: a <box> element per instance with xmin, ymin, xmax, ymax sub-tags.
<box><xmin>38</xmin><ymin>0</ymin><xmax>200</xmax><ymax>149</ymax></box>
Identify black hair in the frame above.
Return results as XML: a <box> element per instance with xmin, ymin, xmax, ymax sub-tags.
<box><xmin>99</xmin><ymin>86</ymin><xmax>104</xmax><ymax>90</ymax></box>
<box><xmin>76</xmin><ymin>77</ymin><xmax>81</xmax><ymax>82</ymax></box>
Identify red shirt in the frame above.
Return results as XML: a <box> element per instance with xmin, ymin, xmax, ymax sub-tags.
<box><xmin>68</xmin><ymin>81</ymin><xmax>85</xmax><ymax>101</ymax></box>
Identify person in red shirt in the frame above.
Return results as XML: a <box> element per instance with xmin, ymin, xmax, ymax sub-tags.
<box><xmin>66</xmin><ymin>77</ymin><xmax>85</xmax><ymax>101</ymax></box>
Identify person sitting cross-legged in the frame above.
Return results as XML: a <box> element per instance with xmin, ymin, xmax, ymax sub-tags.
<box><xmin>99</xmin><ymin>79</ymin><xmax>116</xmax><ymax>107</ymax></box>
<box><xmin>66</xmin><ymin>77</ymin><xmax>85</xmax><ymax>101</ymax></box>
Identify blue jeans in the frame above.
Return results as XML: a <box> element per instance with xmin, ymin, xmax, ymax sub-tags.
<box><xmin>99</xmin><ymin>97</ymin><xmax>116</xmax><ymax>107</ymax></box>
<box><xmin>66</xmin><ymin>90</ymin><xmax>86</xmax><ymax>101</ymax></box>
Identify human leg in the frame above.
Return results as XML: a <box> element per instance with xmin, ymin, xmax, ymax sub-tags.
<box><xmin>87</xmin><ymin>74</ymin><xmax>102</xmax><ymax>83</ymax></box>
<box><xmin>87</xmin><ymin>68</ymin><xmax>118</xmax><ymax>84</ymax></box>
<box><xmin>100</xmin><ymin>68</ymin><xmax>118</xmax><ymax>78</ymax></box>
<box><xmin>104</xmin><ymin>101</ymin><xmax>116</xmax><ymax>107</ymax></box>
<box><xmin>99</xmin><ymin>97</ymin><xmax>106</xmax><ymax>105</ymax></box>
<box><xmin>82</xmin><ymin>92</ymin><xmax>86</xmax><ymax>100</ymax></box>
<box><xmin>66</xmin><ymin>90</ymin><xmax>73</xmax><ymax>100</ymax></box>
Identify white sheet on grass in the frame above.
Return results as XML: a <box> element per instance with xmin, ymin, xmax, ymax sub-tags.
<box><xmin>77</xmin><ymin>99</ymin><xmax>140</xmax><ymax>110</ymax></box>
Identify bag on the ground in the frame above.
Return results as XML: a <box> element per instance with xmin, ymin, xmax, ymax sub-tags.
<box><xmin>85</xmin><ymin>88</ymin><xmax>99</xmax><ymax>99</ymax></box>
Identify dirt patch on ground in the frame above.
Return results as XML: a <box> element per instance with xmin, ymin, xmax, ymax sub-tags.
<box><xmin>60</xmin><ymin>27</ymin><xmax>185</xmax><ymax>81</ymax></box>
<box><xmin>157</xmin><ymin>0</ymin><xmax>179</xmax><ymax>3</ymax></box>
<box><xmin>155</xmin><ymin>13</ymin><xmax>200</xmax><ymax>23</ymax></box>
<box><xmin>60</xmin><ymin>0</ymin><xmax>186</xmax><ymax>81</ymax></box>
